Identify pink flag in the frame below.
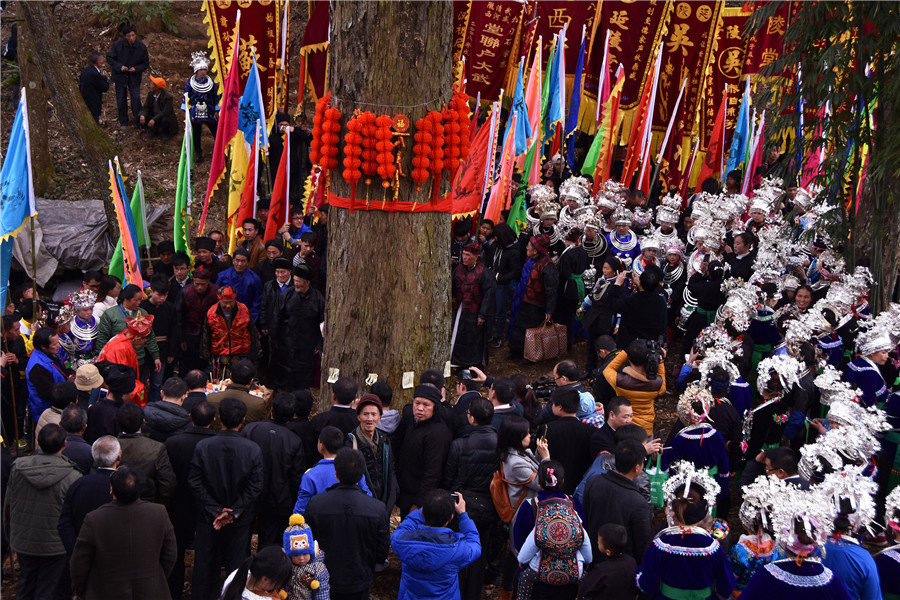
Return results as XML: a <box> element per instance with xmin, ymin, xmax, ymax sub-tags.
<box><xmin>485</xmin><ymin>112</ymin><xmax>517</xmax><ymax>223</ymax></box>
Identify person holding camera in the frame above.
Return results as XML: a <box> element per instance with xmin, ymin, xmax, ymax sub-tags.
<box><xmin>602</xmin><ymin>339</ymin><xmax>667</xmax><ymax>436</ymax></box>
<box><xmin>392</xmin><ymin>489</ymin><xmax>481</xmax><ymax>600</ymax></box>
<box><xmin>606</xmin><ymin>264</ymin><xmax>667</xmax><ymax>351</ymax></box>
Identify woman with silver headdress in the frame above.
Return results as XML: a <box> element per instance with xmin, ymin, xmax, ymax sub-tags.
<box><xmin>728</xmin><ymin>476</ymin><xmax>788</xmax><ymax>594</ymax></box>
<box><xmin>581</xmin><ymin>215</ymin><xmax>608</xmax><ymax>292</ymax></box>
<box><xmin>661</xmin><ymin>385</ymin><xmax>731</xmax><ymax>513</ymax></box>
<box><xmin>739</xmin><ymin>488</ymin><xmax>851</xmax><ymax>599</ymax></box>
<box><xmin>819</xmin><ymin>467</ymin><xmax>881</xmax><ymax>600</ymax></box>
<box><xmin>631</xmin><ymin>235</ymin><xmax>661</xmax><ymax>278</ymax></box>
<box><xmin>636</xmin><ymin>461</ymin><xmax>735</xmax><ymax>599</ymax></box>
<box><xmin>183</xmin><ymin>51</ymin><xmax>220</xmax><ymax>163</ymax></box>
<box><xmin>606</xmin><ymin>208</ymin><xmax>641</xmax><ymax>270</ymax></box>
<box><xmin>58</xmin><ymin>290</ymin><xmax>100</xmax><ymax>369</ymax></box>
<box><xmin>661</xmin><ymin>241</ymin><xmax>687</xmax><ymax>344</ymax></box>
<box><xmin>844</xmin><ymin>318</ymin><xmax>895</xmax><ymax>408</ymax></box>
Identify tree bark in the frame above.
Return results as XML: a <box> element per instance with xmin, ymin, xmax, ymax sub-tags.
<box><xmin>322</xmin><ymin>0</ymin><xmax>453</xmax><ymax>409</ymax></box>
<box><xmin>18</xmin><ymin>1</ymin><xmax>119</xmax><ymax>206</ymax></box>
<box><xmin>16</xmin><ymin>21</ymin><xmax>55</xmax><ymax>196</ymax></box>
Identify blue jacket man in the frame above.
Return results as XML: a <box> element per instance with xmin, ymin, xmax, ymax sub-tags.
<box><xmin>392</xmin><ymin>489</ymin><xmax>481</xmax><ymax>600</ymax></box>
<box><xmin>216</xmin><ymin>249</ymin><xmax>263</xmax><ymax>321</ymax></box>
<box><xmin>293</xmin><ymin>425</ymin><xmax>371</xmax><ymax>514</ymax></box>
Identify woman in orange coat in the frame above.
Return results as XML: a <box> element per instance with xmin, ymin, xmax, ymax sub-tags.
<box><xmin>603</xmin><ymin>339</ymin><xmax>666</xmax><ymax>435</ymax></box>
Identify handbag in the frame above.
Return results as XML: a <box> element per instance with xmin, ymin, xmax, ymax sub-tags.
<box><xmin>647</xmin><ymin>453</ymin><xmax>669</xmax><ymax>509</ymax></box>
<box><xmin>523</xmin><ymin>320</ymin><xmax>567</xmax><ymax>363</ymax></box>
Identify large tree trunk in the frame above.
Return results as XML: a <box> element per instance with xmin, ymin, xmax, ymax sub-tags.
<box><xmin>321</xmin><ymin>0</ymin><xmax>453</xmax><ymax>409</ymax></box>
<box><xmin>17</xmin><ymin>21</ymin><xmax>55</xmax><ymax>196</ymax></box>
<box><xmin>18</xmin><ymin>1</ymin><xmax>119</xmax><ymax>219</ymax></box>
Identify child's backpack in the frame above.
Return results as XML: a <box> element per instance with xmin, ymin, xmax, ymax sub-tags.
<box><xmin>533</xmin><ymin>496</ymin><xmax>584</xmax><ymax>585</ymax></box>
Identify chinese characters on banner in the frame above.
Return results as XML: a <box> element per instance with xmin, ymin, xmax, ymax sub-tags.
<box><xmin>597</xmin><ymin>1</ymin><xmax>672</xmax><ymax>108</ymax></box>
<box><xmin>653</xmin><ymin>1</ymin><xmax>721</xmax><ymax>130</ymax></box>
<box><xmin>700</xmin><ymin>7</ymin><xmax>751</xmax><ymax>150</ymax></box>
<box><xmin>522</xmin><ymin>1</ymin><xmax>597</xmax><ymax>89</ymax></box>
<box><xmin>202</xmin><ymin>0</ymin><xmax>282</xmax><ymax>119</ymax></box>
<box><xmin>742</xmin><ymin>0</ymin><xmax>799</xmax><ymax>75</ymax></box>
<box><xmin>457</xmin><ymin>0</ymin><xmax>526</xmax><ymax>100</ymax></box>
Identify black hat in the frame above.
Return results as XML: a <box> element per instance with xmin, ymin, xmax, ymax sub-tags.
<box><xmin>413</xmin><ymin>384</ymin><xmax>442</xmax><ymax>404</ymax></box>
<box><xmin>273</xmin><ymin>257</ymin><xmax>292</xmax><ymax>271</ymax></box>
<box><xmin>196</xmin><ymin>237</ymin><xmax>216</xmax><ymax>252</ymax></box>
<box><xmin>193</xmin><ymin>267</ymin><xmax>212</xmax><ymax>280</ymax></box>
<box><xmin>105</xmin><ymin>364</ymin><xmax>137</xmax><ymax>396</ymax></box>
<box><xmin>293</xmin><ymin>264</ymin><xmax>312</xmax><ymax>281</ymax></box>
<box><xmin>233</xmin><ymin>248</ymin><xmax>250</xmax><ymax>258</ymax></box>
<box><xmin>157</xmin><ymin>240</ymin><xmax>175</xmax><ymax>254</ymax></box>
<box><xmin>264</xmin><ymin>239</ymin><xmax>283</xmax><ymax>251</ymax></box>
<box><xmin>257</xmin><ymin>197</ymin><xmax>271</xmax><ymax>210</ymax></box>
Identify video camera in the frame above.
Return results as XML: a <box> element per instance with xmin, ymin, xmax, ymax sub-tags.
<box><xmin>530</xmin><ymin>376</ymin><xmax>557</xmax><ymax>399</ymax></box>
<box><xmin>646</xmin><ymin>335</ymin><xmax>665</xmax><ymax>381</ymax></box>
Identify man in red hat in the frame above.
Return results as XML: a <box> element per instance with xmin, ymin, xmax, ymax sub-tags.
<box><xmin>451</xmin><ymin>242</ymin><xmax>496</xmax><ymax>371</ymax></box>
<box><xmin>97</xmin><ymin>314</ymin><xmax>154</xmax><ymax>405</ymax></box>
<box><xmin>507</xmin><ymin>234</ymin><xmax>559</xmax><ymax>361</ymax></box>
<box><xmin>202</xmin><ymin>286</ymin><xmax>258</xmax><ymax>369</ymax></box>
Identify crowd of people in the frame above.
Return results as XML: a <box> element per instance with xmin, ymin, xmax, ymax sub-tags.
<box><xmin>0</xmin><ymin>22</ymin><xmax>898</xmax><ymax>600</ymax></box>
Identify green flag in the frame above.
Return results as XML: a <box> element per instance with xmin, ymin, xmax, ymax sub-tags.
<box><xmin>509</xmin><ymin>141</ymin><xmax>538</xmax><ymax>236</ymax></box>
<box><xmin>109</xmin><ymin>172</ymin><xmax>148</xmax><ymax>281</ymax></box>
<box><xmin>174</xmin><ymin>113</ymin><xmax>193</xmax><ymax>263</ymax></box>
<box><xmin>581</xmin><ymin>128</ymin><xmax>604</xmax><ymax>177</ymax></box>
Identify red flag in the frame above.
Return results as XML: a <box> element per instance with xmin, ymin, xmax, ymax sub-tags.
<box><xmin>450</xmin><ymin>113</ymin><xmax>495</xmax><ymax>217</ymax></box>
<box><xmin>621</xmin><ymin>51</ymin><xmax>660</xmax><ymax>187</ymax></box>
<box><xmin>199</xmin><ymin>16</ymin><xmax>242</xmax><ymax>233</ymax></box>
<box><xmin>697</xmin><ymin>88</ymin><xmax>729</xmax><ymax>191</ymax></box>
<box><xmin>265</xmin><ymin>134</ymin><xmax>290</xmax><ymax>241</ymax></box>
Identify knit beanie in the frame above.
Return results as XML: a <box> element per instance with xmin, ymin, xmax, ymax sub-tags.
<box><xmin>284</xmin><ymin>514</ymin><xmax>315</xmax><ymax>558</ymax></box>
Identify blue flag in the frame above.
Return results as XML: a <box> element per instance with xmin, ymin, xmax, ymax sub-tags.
<box><xmin>113</xmin><ymin>158</ymin><xmax>143</xmax><ymax>282</ymax></box>
<box><xmin>544</xmin><ymin>28</ymin><xmax>566</xmax><ymax>146</ymax></box>
<box><xmin>238</xmin><ymin>50</ymin><xmax>269</xmax><ymax>152</ymax></box>
<box><xmin>504</xmin><ymin>59</ymin><xmax>531</xmax><ymax>156</ymax></box>
<box><xmin>726</xmin><ymin>77</ymin><xmax>751</xmax><ymax>173</ymax></box>
<box><xmin>0</xmin><ymin>89</ymin><xmax>36</xmax><ymax>309</ymax></box>
<box><xmin>565</xmin><ymin>34</ymin><xmax>586</xmax><ymax>174</ymax></box>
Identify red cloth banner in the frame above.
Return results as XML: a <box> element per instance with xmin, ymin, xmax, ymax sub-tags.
<box><xmin>457</xmin><ymin>0</ymin><xmax>525</xmax><ymax>100</ymax></box>
<box><xmin>595</xmin><ymin>1</ymin><xmax>672</xmax><ymax>109</ymax></box>
<box><xmin>203</xmin><ymin>0</ymin><xmax>282</xmax><ymax>119</ymax></box>
<box><xmin>742</xmin><ymin>0</ymin><xmax>799</xmax><ymax>76</ymax></box>
<box><xmin>328</xmin><ymin>190</ymin><xmax>453</xmax><ymax>214</ymax></box>
<box><xmin>700</xmin><ymin>7</ymin><xmax>751</xmax><ymax>150</ymax></box>
<box><xmin>300</xmin><ymin>0</ymin><xmax>330</xmax><ymax>100</ymax></box>
<box><xmin>523</xmin><ymin>2</ymin><xmax>598</xmax><ymax>87</ymax></box>
<box><xmin>652</xmin><ymin>1</ymin><xmax>721</xmax><ymax>133</ymax></box>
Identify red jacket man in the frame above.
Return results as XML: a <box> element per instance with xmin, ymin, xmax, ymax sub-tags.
<box><xmin>201</xmin><ymin>286</ymin><xmax>258</xmax><ymax>368</ymax></box>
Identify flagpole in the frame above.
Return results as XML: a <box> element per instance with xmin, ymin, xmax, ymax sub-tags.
<box><xmin>137</xmin><ymin>171</ymin><xmax>153</xmax><ymax>271</ymax></box>
<box><xmin>719</xmin><ymin>85</ymin><xmax>727</xmax><ymax>182</ymax></box>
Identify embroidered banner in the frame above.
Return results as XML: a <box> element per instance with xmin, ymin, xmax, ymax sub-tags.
<box><xmin>457</xmin><ymin>0</ymin><xmax>525</xmax><ymax>100</ymax></box>
<box><xmin>700</xmin><ymin>7</ymin><xmax>751</xmax><ymax>150</ymax></box>
<box><xmin>202</xmin><ymin>0</ymin><xmax>282</xmax><ymax>119</ymax></box>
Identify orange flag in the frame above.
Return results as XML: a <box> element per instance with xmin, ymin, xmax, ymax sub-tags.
<box><xmin>235</xmin><ymin>125</ymin><xmax>259</xmax><ymax>235</ymax></box>
<box><xmin>451</xmin><ymin>110</ymin><xmax>496</xmax><ymax>218</ymax></box>
<box><xmin>621</xmin><ymin>50</ymin><xmax>661</xmax><ymax>187</ymax></box>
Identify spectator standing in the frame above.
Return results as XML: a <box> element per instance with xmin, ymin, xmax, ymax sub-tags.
<box><xmin>216</xmin><ymin>249</ymin><xmax>263</xmax><ymax>321</ymax></box>
<box><xmin>7</xmin><ymin>424</ymin><xmax>82</xmax><ymax>600</ymax></box>
<box><xmin>306</xmin><ymin>448</ymin><xmax>390</xmax><ymax>600</ymax></box>
<box><xmin>582</xmin><ymin>439</ymin><xmax>652</xmax><ymax>563</ymax></box>
<box><xmin>189</xmin><ymin>397</ymin><xmax>264</xmax><ymax>600</ymax></box>
<box><xmin>141</xmin><ymin>276</ymin><xmax>178</xmax><ymax>402</ymax></box>
<box><xmin>310</xmin><ymin>376</ymin><xmax>360</xmax><ymax>437</ymax></box>
<box><xmin>78</xmin><ymin>50</ymin><xmax>109</xmax><ymax>124</ymax></box>
<box><xmin>294</xmin><ymin>426</ymin><xmax>372</xmax><ymax>515</ymax></box>
<box><xmin>443</xmin><ymin>397</ymin><xmax>499</xmax><ymax>600</ymax></box>
<box><xmin>70</xmin><ymin>466</ymin><xmax>176</xmax><ymax>599</ymax></box>
<box><xmin>241</xmin><ymin>392</ymin><xmax>304</xmax><ymax>547</ymax></box>
<box><xmin>602</xmin><ymin>339</ymin><xmax>667</xmax><ymax>436</ymax></box>
<box><xmin>25</xmin><ymin>327</ymin><xmax>71</xmax><ymax>424</ymax></box>
<box><xmin>394</xmin><ymin>384</ymin><xmax>453</xmax><ymax>515</ymax></box>
<box><xmin>392</xmin><ymin>489</ymin><xmax>482</xmax><ymax>600</ymax></box>
<box><xmin>142</xmin><ymin>376</ymin><xmax>190</xmax><ymax>442</ymax></box>
<box><xmin>271</xmin><ymin>264</ymin><xmax>325</xmax><ymax>391</ymax></box>
<box><xmin>347</xmin><ymin>394</ymin><xmax>399</xmax><ymax>518</ymax></box>
<box><xmin>176</xmin><ymin>267</ymin><xmax>218</xmax><ymax>373</ymax></box>
<box><xmin>116</xmin><ymin>402</ymin><xmax>176</xmax><ymax>505</ymax></box>
<box><xmin>84</xmin><ymin>363</ymin><xmax>134</xmax><ymax>443</ymax></box>
<box><xmin>606</xmin><ymin>265</ymin><xmax>668</xmax><ymax>350</ymax></box>
<box><xmin>576</xmin><ymin>523</ymin><xmax>638</xmax><ymax>600</ymax></box>
<box><xmin>57</xmin><ymin>436</ymin><xmax>120</xmax><ymax>553</ymax></box>
<box><xmin>544</xmin><ymin>386</ymin><xmax>601</xmax><ymax>495</ymax></box>
<box><xmin>35</xmin><ymin>380</ymin><xmax>76</xmax><ymax>438</ymax></box>
<box><xmin>163</xmin><ymin>400</ymin><xmax>217</xmax><ymax>600</ymax></box>
<box><xmin>58</xmin><ymin>405</ymin><xmax>93</xmax><ymax>474</ymax></box>
<box><xmin>105</xmin><ymin>25</ymin><xmax>149</xmax><ymax>127</ymax></box>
